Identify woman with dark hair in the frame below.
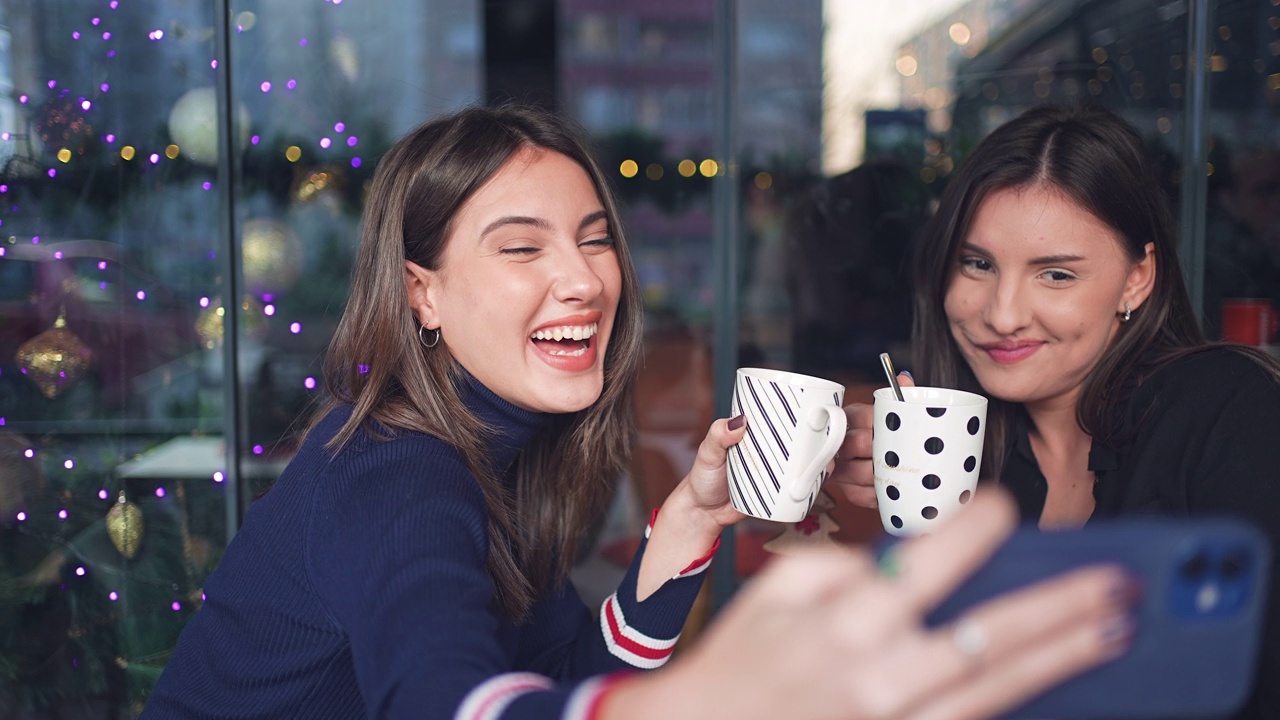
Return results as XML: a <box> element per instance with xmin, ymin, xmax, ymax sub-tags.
<box><xmin>835</xmin><ymin>103</ymin><xmax>1280</xmax><ymax>719</ymax></box>
<box><xmin>144</xmin><ymin>104</ymin><xmax>1139</xmax><ymax>720</ymax></box>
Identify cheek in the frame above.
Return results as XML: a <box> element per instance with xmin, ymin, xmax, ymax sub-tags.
<box><xmin>943</xmin><ymin>283</ymin><xmax>973</xmax><ymax>323</ymax></box>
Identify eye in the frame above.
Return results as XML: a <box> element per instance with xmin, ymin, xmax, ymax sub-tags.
<box><xmin>580</xmin><ymin>236</ymin><xmax>616</xmax><ymax>252</ymax></box>
<box><xmin>1040</xmin><ymin>269</ymin><xmax>1076</xmax><ymax>284</ymax></box>
<box><xmin>958</xmin><ymin>256</ymin><xmax>993</xmax><ymax>274</ymax></box>
<box><xmin>499</xmin><ymin>246</ymin><xmax>540</xmax><ymax>256</ymax></box>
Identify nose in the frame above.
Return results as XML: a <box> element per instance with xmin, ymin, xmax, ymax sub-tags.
<box><xmin>982</xmin><ymin>276</ymin><xmax>1031</xmax><ymax>335</ymax></box>
<box><xmin>551</xmin><ymin>245</ymin><xmax>606</xmax><ymax>304</ymax></box>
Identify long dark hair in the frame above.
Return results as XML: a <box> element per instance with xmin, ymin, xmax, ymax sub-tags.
<box><xmin>912</xmin><ymin>104</ymin><xmax>1208</xmax><ymax>480</ymax></box>
<box><xmin>311</xmin><ymin>104</ymin><xmax>644</xmax><ymax>621</ymax></box>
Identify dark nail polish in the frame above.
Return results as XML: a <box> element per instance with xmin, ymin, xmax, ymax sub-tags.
<box><xmin>901</xmin><ymin>370</ymin><xmax>913</xmax><ymax>380</ymax></box>
<box><xmin>1110</xmin><ymin>574</ymin><xmax>1145</xmax><ymax>605</ymax></box>
<box><xmin>728</xmin><ymin>414</ymin><xmax>745</xmax><ymax>431</ymax></box>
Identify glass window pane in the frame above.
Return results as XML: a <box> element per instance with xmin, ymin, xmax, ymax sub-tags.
<box><xmin>1204</xmin><ymin>0</ymin><xmax>1280</xmax><ymax>344</ymax></box>
<box><xmin>0</xmin><ymin>1</ymin><xmax>481</xmax><ymax>714</ymax></box>
<box><xmin>0</xmin><ymin>1</ymin><xmax>223</xmax><ymax>714</ymax></box>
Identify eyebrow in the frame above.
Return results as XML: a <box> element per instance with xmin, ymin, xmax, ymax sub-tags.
<box><xmin>480</xmin><ymin>210</ymin><xmax>609</xmax><ymax>239</ymax></box>
<box><xmin>960</xmin><ymin>242</ymin><xmax>1085</xmax><ymax>265</ymax></box>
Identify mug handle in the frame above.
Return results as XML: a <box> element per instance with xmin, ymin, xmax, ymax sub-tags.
<box><xmin>788</xmin><ymin>405</ymin><xmax>848</xmax><ymax>502</ymax></box>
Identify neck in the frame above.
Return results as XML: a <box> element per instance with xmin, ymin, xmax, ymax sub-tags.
<box><xmin>1024</xmin><ymin>390</ymin><xmax>1091</xmax><ymax>457</ymax></box>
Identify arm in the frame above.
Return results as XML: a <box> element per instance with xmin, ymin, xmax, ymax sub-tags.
<box><xmin>637</xmin><ymin>416</ymin><xmax>744</xmax><ymax>600</ymax></box>
<box><xmin>596</xmin><ymin>491</ymin><xmax>1137</xmax><ymax>720</ymax></box>
<box><xmin>307</xmin><ymin>437</ymin><xmax>712</xmax><ymax>719</ymax></box>
<box><xmin>1180</xmin><ymin>355</ymin><xmax>1280</xmax><ymax>719</ymax></box>
<box><xmin>308</xmin><ymin>440</ymin><xmax>610</xmax><ymax>719</ymax></box>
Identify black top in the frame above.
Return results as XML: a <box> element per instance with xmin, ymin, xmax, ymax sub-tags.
<box><xmin>1000</xmin><ymin>347</ymin><xmax>1280</xmax><ymax>720</ymax></box>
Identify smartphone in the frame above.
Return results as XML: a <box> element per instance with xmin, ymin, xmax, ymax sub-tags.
<box><xmin>922</xmin><ymin>517</ymin><xmax>1272</xmax><ymax>720</ymax></box>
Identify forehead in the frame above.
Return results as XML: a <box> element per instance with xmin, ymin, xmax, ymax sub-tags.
<box><xmin>457</xmin><ymin>146</ymin><xmax>602</xmax><ymax>222</ymax></box>
<box><xmin>966</xmin><ymin>185</ymin><xmax>1125</xmax><ymax>257</ymax></box>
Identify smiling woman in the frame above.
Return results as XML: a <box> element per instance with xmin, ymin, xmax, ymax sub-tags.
<box><xmin>831</xmin><ymin>104</ymin><xmax>1280</xmax><ymax>720</ymax></box>
<box><xmin>404</xmin><ymin>147</ymin><xmax>622</xmax><ymax>415</ymax></box>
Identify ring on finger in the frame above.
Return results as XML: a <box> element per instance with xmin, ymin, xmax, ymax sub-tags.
<box><xmin>952</xmin><ymin>618</ymin><xmax>990</xmax><ymax>659</ymax></box>
<box><xmin>874</xmin><ymin>543</ymin><xmax>903</xmax><ymax>580</ymax></box>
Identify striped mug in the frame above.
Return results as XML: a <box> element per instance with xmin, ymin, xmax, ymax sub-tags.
<box><xmin>727</xmin><ymin>368</ymin><xmax>847</xmax><ymax>522</ymax></box>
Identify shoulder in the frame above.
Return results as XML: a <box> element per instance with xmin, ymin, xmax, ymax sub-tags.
<box><xmin>1136</xmin><ymin>346</ymin><xmax>1280</xmax><ymax>400</ymax></box>
<box><xmin>284</xmin><ymin>408</ymin><xmax>488</xmax><ymax>531</ymax></box>
<box><xmin>1125</xmin><ymin>347</ymin><xmax>1280</xmax><ymax>440</ymax></box>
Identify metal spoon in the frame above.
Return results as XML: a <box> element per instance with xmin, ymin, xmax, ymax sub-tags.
<box><xmin>880</xmin><ymin>352</ymin><xmax>905</xmax><ymax>402</ymax></box>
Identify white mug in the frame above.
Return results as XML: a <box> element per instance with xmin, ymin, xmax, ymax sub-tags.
<box><xmin>872</xmin><ymin>386</ymin><xmax>988</xmax><ymax>536</ymax></box>
<box><xmin>727</xmin><ymin>368</ymin><xmax>847</xmax><ymax>522</ymax></box>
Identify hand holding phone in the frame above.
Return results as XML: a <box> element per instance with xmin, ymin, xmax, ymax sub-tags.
<box><xmin>922</xmin><ymin>518</ymin><xmax>1271</xmax><ymax>719</ymax></box>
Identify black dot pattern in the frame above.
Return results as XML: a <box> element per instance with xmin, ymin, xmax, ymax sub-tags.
<box><xmin>878</xmin><ymin>398</ymin><xmax>984</xmax><ymax>532</ymax></box>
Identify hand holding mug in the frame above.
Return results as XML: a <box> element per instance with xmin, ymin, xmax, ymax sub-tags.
<box><xmin>829</xmin><ymin>372</ymin><xmax>915</xmax><ymax>510</ymax></box>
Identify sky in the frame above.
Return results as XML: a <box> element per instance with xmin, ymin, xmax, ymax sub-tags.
<box><xmin>823</xmin><ymin>0</ymin><xmax>969</xmax><ymax>174</ymax></box>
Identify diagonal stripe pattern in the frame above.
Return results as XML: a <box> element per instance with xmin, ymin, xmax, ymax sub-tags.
<box><xmin>727</xmin><ymin>375</ymin><xmax>811</xmax><ymax>519</ymax></box>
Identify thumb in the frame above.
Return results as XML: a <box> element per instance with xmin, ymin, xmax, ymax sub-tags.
<box><xmin>693</xmin><ymin>415</ymin><xmax>747</xmax><ymax>471</ymax></box>
<box><xmin>898</xmin><ymin>371</ymin><xmax>916</xmax><ymax>388</ymax></box>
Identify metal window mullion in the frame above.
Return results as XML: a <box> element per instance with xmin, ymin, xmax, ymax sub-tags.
<box><xmin>1179</xmin><ymin>0</ymin><xmax>1211</xmax><ymax>326</ymax></box>
<box><xmin>214</xmin><ymin>0</ymin><xmax>243</xmax><ymax>543</ymax></box>
<box><xmin>711</xmin><ymin>0</ymin><xmax>740</xmax><ymax>611</ymax></box>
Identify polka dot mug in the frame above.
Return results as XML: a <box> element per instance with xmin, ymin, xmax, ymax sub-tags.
<box><xmin>872</xmin><ymin>386</ymin><xmax>988</xmax><ymax>537</ymax></box>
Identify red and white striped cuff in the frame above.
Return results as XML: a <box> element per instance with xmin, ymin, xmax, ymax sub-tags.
<box><xmin>643</xmin><ymin>508</ymin><xmax>721</xmax><ymax>579</ymax></box>
<box><xmin>599</xmin><ymin>592</ymin><xmax>679</xmax><ymax>669</ymax></box>
<box><xmin>562</xmin><ymin>672</ymin><xmax>632</xmax><ymax>720</ymax></box>
<box><xmin>454</xmin><ymin>672</ymin><xmax>553</xmax><ymax>720</ymax></box>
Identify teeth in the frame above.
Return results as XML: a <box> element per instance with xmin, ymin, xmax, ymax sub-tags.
<box><xmin>532</xmin><ymin>323</ymin><xmax>597</xmax><ymax>341</ymax></box>
<box><xmin>546</xmin><ymin>343</ymin><xmax>588</xmax><ymax>357</ymax></box>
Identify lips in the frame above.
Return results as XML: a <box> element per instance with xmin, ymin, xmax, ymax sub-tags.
<box><xmin>529</xmin><ymin>312</ymin><xmax>603</xmax><ymax>372</ymax></box>
<box><xmin>979</xmin><ymin>341</ymin><xmax>1044</xmax><ymax>365</ymax></box>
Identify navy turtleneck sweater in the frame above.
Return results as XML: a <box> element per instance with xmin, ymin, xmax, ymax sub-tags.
<box><xmin>143</xmin><ymin>379</ymin><xmax>713</xmax><ymax>719</ymax></box>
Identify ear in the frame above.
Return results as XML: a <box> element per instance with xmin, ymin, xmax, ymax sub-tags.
<box><xmin>405</xmin><ymin>260</ymin><xmax>442</xmax><ymax>329</ymax></box>
<box><xmin>1122</xmin><ymin>242</ymin><xmax>1157</xmax><ymax>313</ymax></box>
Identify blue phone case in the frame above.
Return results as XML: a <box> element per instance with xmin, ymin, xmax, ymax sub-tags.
<box><xmin>923</xmin><ymin>518</ymin><xmax>1271</xmax><ymax>719</ymax></box>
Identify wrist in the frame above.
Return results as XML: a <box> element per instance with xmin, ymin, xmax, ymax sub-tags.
<box><xmin>594</xmin><ymin>668</ymin><xmax>698</xmax><ymax>720</ymax></box>
<box><xmin>659</xmin><ymin>482</ymin><xmax>727</xmax><ymax>546</ymax></box>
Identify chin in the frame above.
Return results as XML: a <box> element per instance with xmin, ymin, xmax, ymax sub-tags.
<box><xmin>532</xmin><ymin>380</ymin><xmax>605</xmax><ymax>415</ymax></box>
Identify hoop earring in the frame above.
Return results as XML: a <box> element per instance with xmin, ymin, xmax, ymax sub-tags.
<box><xmin>1121</xmin><ymin>302</ymin><xmax>1132</xmax><ymax>323</ymax></box>
<box><xmin>418</xmin><ymin>325</ymin><xmax>440</xmax><ymax>348</ymax></box>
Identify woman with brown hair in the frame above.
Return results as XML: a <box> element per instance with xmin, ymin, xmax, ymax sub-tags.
<box><xmin>835</xmin><ymin>104</ymin><xmax>1280</xmax><ymax>719</ymax></box>
<box><xmin>143</xmin><ymin>104</ymin><xmax>1138</xmax><ymax>720</ymax></box>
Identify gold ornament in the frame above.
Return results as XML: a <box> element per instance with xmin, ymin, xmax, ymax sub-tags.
<box><xmin>242</xmin><ymin>218</ymin><xmax>302</xmax><ymax>294</ymax></box>
<box><xmin>106</xmin><ymin>491</ymin><xmax>145</xmax><ymax>559</ymax></box>
<box><xmin>15</xmin><ymin>309</ymin><xmax>93</xmax><ymax>398</ymax></box>
<box><xmin>194</xmin><ymin>295</ymin><xmax>269</xmax><ymax>349</ymax></box>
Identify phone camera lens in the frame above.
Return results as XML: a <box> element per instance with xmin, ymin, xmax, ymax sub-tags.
<box><xmin>1180</xmin><ymin>552</ymin><xmax>1210</xmax><ymax>581</ymax></box>
<box><xmin>1220</xmin><ymin>549</ymin><xmax>1251</xmax><ymax>580</ymax></box>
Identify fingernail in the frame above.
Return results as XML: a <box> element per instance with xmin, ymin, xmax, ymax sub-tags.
<box><xmin>1110</xmin><ymin>574</ymin><xmax>1145</xmax><ymax>605</ymax></box>
<box><xmin>1100</xmin><ymin>613</ymin><xmax>1137</xmax><ymax>645</ymax></box>
<box><xmin>728</xmin><ymin>414</ymin><xmax>745</xmax><ymax>431</ymax></box>
<box><xmin>901</xmin><ymin>370</ymin><xmax>913</xmax><ymax>380</ymax></box>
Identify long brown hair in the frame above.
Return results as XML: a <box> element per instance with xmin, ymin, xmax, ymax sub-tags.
<box><xmin>911</xmin><ymin>104</ymin><xmax>1207</xmax><ymax>480</ymax></box>
<box><xmin>311</xmin><ymin>104</ymin><xmax>643</xmax><ymax>621</ymax></box>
